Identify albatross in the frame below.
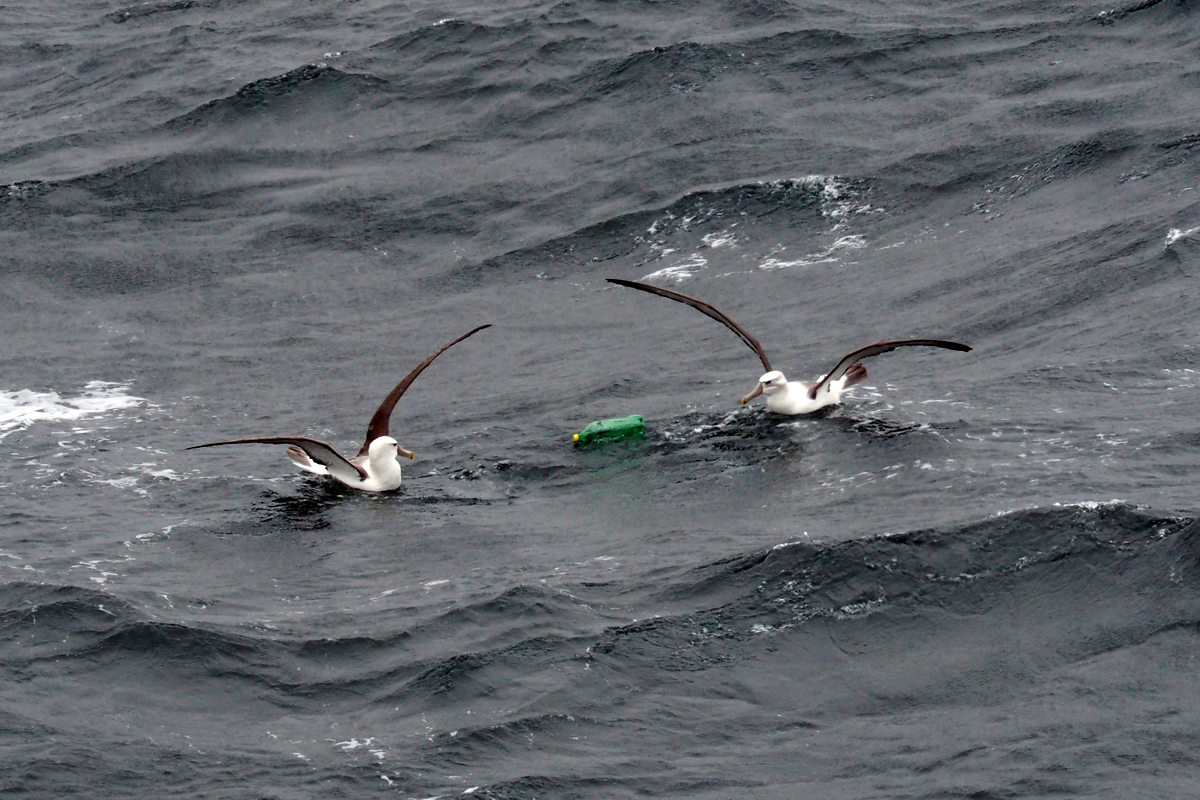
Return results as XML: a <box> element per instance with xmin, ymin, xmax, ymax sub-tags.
<box><xmin>606</xmin><ymin>279</ymin><xmax>970</xmax><ymax>415</ymax></box>
<box><xmin>187</xmin><ymin>324</ymin><xmax>491</xmax><ymax>492</ymax></box>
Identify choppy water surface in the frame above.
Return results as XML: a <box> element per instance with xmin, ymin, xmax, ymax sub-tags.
<box><xmin>2</xmin><ymin>1</ymin><xmax>1200</xmax><ymax>797</ymax></box>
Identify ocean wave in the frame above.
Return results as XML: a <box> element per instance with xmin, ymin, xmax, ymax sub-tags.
<box><xmin>4</xmin><ymin>501</ymin><xmax>1197</xmax><ymax>800</ymax></box>
<box><xmin>8</xmin><ymin>505</ymin><xmax>1190</xmax><ymax>691</ymax></box>
<box><xmin>106</xmin><ymin>0</ymin><xmax>200</xmax><ymax>25</ymax></box>
<box><xmin>592</xmin><ymin>502</ymin><xmax>1198</xmax><ymax>666</ymax></box>
<box><xmin>164</xmin><ymin>65</ymin><xmax>390</xmax><ymax>133</ymax></box>
<box><xmin>372</xmin><ymin>18</ymin><xmax>532</xmax><ymax>58</ymax></box>
<box><xmin>456</xmin><ymin>176</ymin><xmax>872</xmax><ymax>286</ymax></box>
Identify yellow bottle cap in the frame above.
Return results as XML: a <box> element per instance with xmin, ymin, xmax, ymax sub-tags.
<box><xmin>573</xmin><ymin>433</ymin><xmax>580</xmax><ymax>441</ymax></box>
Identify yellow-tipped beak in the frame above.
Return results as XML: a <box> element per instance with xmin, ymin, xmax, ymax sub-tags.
<box><xmin>740</xmin><ymin>382</ymin><xmax>765</xmax><ymax>405</ymax></box>
<box><xmin>398</xmin><ymin>445</ymin><xmax>416</xmax><ymax>460</ymax></box>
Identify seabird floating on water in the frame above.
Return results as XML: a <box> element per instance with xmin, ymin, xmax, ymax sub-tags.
<box><xmin>188</xmin><ymin>325</ymin><xmax>491</xmax><ymax>492</ymax></box>
<box><xmin>606</xmin><ymin>279</ymin><xmax>970</xmax><ymax>415</ymax></box>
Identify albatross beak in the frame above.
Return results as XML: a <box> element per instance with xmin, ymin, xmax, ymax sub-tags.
<box><xmin>740</xmin><ymin>382</ymin><xmax>764</xmax><ymax>405</ymax></box>
<box><xmin>397</xmin><ymin>445</ymin><xmax>416</xmax><ymax>460</ymax></box>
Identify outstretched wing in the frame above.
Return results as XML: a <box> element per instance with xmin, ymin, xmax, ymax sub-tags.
<box><xmin>187</xmin><ymin>436</ymin><xmax>367</xmax><ymax>483</ymax></box>
<box><xmin>606</xmin><ymin>279</ymin><xmax>772</xmax><ymax>372</ymax></box>
<box><xmin>808</xmin><ymin>339</ymin><xmax>972</xmax><ymax>400</ymax></box>
<box><xmin>358</xmin><ymin>324</ymin><xmax>492</xmax><ymax>457</ymax></box>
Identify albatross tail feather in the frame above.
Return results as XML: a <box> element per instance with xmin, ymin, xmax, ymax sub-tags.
<box><xmin>843</xmin><ymin>362</ymin><xmax>868</xmax><ymax>389</ymax></box>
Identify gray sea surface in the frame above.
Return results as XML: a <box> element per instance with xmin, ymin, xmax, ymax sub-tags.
<box><xmin>3</xmin><ymin>0</ymin><xmax>1200</xmax><ymax>797</ymax></box>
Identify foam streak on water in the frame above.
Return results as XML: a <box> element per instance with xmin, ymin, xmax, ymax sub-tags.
<box><xmin>0</xmin><ymin>383</ymin><xmax>144</xmax><ymax>441</ymax></box>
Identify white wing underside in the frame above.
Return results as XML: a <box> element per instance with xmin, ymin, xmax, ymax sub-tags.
<box><xmin>285</xmin><ymin>443</ymin><xmax>367</xmax><ymax>485</ymax></box>
<box><xmin>286</xmin><ymin>445</ymin><xmax>330</xmax><ymax>476</ymax></box>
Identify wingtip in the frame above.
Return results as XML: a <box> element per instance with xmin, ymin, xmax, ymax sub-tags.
<box><xmin>464</xmin><ymin>323</ymin><xmax>493</xmax><ymax>337</ymax></box>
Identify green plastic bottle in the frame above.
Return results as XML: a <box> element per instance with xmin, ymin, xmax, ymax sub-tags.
<box><xmin>573</xmin><ymin>415</ymin><xmax>645</xmax><ymax>444</ymax></box>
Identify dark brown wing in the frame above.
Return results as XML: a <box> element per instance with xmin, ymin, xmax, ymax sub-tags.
<box><xmin>358</xmin><ymin>324</ymin><xmax>492</xmax><ymax>457</ymax></box>
<box><xmin>808</xmin><ymin>339</ymin><xmax>972</xmax><ymax>399</ymax></box>
<box><xmin>187</xmin><ymin>436</ymin><xmax>367</xmax><ymax>482</ymax></box>
<box><xmin>606</xmin><ymin>279</ymin><xmax>772</xmax><ymax>372</ymax></box>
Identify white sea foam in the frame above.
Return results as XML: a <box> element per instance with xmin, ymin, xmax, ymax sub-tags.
<box><xmin>835</xmin><ymin>595</ymin><xmax>887</xmax><ymax>619</ymax></box>
<box><xmin>701</xmin><ymin>229</ymin><xmax>739</xmax><ymax>249</ymax></box>
<box><xmin>758</xmin><ymin>234</ymin><xmax>866</xmax><ymax>271</ymax></box>
<box><xmin>640</xmin><ymin>252</ymin><xmax>707</xmax><ymax>282</ymax></box>
<box><xmin>1165</xmin><ymin>226</ymin><xmax>1199</xmax><ymax>246</ymax></box>
<box><xmin>991</xmin><ymin>500</ymin><xmax>1129</xmax><ymax>518</ymax></box>
<box><xmin>0</xmin><ymin>382</ymin><xmax>144</xmax><ymax>441</ymax></box>
<box><xmin>335</xmin><ymin>737</ymin><xmax>377</xmax><ymax>752</ymax></box>
<box><xmin>70</xmin><ymin>555</ymin><xmax>134</xmax><ymax>585</ymax></box>
<box><xmin>781</xmin><ymin>175</ymin><xmax>878</xmax><ymax>219</ymax></box>
<box><xmin>1053</xmin><ymin>499</ymin><xmax>1127</xmax><ymax>511</ymax></box>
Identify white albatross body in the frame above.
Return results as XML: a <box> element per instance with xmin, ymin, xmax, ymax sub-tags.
<box><xmin>285</xmin><ymin>435</ymin><xmax>408</xmax><ymax>493</ymax></box>
<box><xmin>187</xmin><ymin>325</ymin><xmax>490</xmax><ymax>492</ymax></box>
<box><xmin>749</xmin><ymin>369</ymin><xmax>862</xmax><ymax>415</ymax></box>
<box><xmin>606</xmin><ymin>278</ymin><xmax>971</xmax><ymax>416</ymax></box>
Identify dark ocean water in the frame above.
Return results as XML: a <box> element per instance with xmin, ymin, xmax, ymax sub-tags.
<box><xmin>3</xmin><ymin>0</ymin><xmax>1200</xmax><ymax>797</ymax></box>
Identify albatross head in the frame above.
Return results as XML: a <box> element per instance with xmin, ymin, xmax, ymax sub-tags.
<box><xmin>740</xmin><ymin>370</ymin><xmax>787</xmax><ymax>405</ymax></box>
<box><xmin>370</xmin><ymin>435</ymin><xmax>415</xmax><ymax>462</ymax></box>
